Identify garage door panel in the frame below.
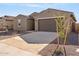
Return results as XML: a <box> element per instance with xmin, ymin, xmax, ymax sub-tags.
<box><xmin>38</xmin><ymin>19</ymin><xmax>56</xmax><ymax>32</ymax></box>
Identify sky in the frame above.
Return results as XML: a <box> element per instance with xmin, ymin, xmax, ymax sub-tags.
<box><xmin>0</xmin><ymin>3</ymin><xmax>79</xmax><ymax>22</ymax></box>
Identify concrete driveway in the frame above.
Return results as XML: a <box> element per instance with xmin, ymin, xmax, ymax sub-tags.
<box><xmin>20</xmin><ymin>32</ymin><xmax>58</xmax><ymax>44</ymax></box>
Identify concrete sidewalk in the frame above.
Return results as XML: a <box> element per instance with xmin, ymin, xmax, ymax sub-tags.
<box><xmin>0</xmin><ymin>36</ymin><xmax>48</xmax><ymax>55</ymax></box>
<box><xmin>0</xmin><ymin>42</ymin><xmax>36</xmax><ymax>56</ymax></box>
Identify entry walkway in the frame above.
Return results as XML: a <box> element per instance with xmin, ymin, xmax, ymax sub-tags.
<box><xmin>0</xmin><ymin>43</ymin><xmax>36</xmax><ymax>56</ymax></box>
<box><xmin>0</xmin><ymin>35</ymin><xmax>48</xmax><ymax>55</ymax></box>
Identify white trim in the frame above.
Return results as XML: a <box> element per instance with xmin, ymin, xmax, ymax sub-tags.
<box><xmin>35</xmin><ymin>19</ymin><xmax>39</xmax><ymax>31</ymax></box>
<box><xmin>36</xmin><ymin>16</ymin><xmax>65</xmax><ymax>20</ymax></box>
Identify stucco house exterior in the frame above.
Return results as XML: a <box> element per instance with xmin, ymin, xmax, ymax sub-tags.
<box><xmin>30</xmin><ymin>8</ymin><xmax>76</xmax><ymax>32</ymax></box>
<box><xmin>0</xmin><ymin>8</ymin><xmax>77</xmax><ymax>33</ymax></box>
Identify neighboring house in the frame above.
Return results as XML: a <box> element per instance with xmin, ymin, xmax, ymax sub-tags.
<box><xmin>13</xmin><ymin>14</ymin><xmax>34</xmax><ymax>32</ymax></box>
<box><xmin>0</xmin><ymin>17</ymin><xmax>7</xmax><ymax>31</ymax></box>
<box><xmin>30</xmin><ymin>8</ymin><xmax>76</xmax><ymax>32</ymax></box>
<box><xmin>3</xmin><ymin>15</ymin><xmax>15</xmax><ymax>30</ymax></box>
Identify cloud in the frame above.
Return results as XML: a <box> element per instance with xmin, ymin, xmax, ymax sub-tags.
<box><xmin>26</xmin><ymin>4</ymin><xmax>40</xmax><ymax>7</ymax></box>
<box><xmin>4</xmin><ymin>3</ymin><xmax>40</xmax><ymax>8</ymax></box>
<box><xmin>14</xmin><ymin>3</ymin><xmax>40</xmax><ymax>7</ymax></box>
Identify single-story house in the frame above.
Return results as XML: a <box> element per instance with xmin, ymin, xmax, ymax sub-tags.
<box><xmin>30</xmin><ymin>8</ymin><xmax>76</xmax><ymax>32</ymax></box>
<box><xmin>0</xmin><ymin>8</ymin><xmax>77</xmax><ymax>33</ymax></box>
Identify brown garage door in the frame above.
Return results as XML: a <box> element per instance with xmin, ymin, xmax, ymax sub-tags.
<box><xmin>38</xmin><ymin>19</ymin><xmax>56</xmax><ymax>32</ymax></box>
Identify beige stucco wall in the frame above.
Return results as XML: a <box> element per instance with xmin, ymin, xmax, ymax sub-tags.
<box><xmin>6</xmin><ymin>20</ymin><xmax>14</xmax><ymax>30</ymax></box>
<box><xmin>13</xmin><ymin>18</ymin><xmax>27</xmax><ymax>31</ymax></box>
<box><xmin>13</xmin><ymin>17</ymin><xmax>34</xmax><ymax>31</ymax></box>
<box><xmin>27</xmin><ymin>20</ymin><xmax>34</xmax><ymax>30</ymax></box>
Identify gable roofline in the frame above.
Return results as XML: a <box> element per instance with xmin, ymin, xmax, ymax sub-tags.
<box><xmin>16</xmin><ymin>14</ymin><xmax>28</xmax><ymax>18</ymax></box>
<box><xmin>30</xmin><ymin>8</ymin><xmax>76</xmax><ymax>21</ymax></box>
<box><xmin>16</xmin><ymin>14</ymin><xmax>28</xmax><ymax>17</ymax></box>
<box><xmin>41</xmin><ymin>8</ymin><xmax>76</xmax><ymax>21</ymax></box>
<box><xmin>29</xmin><ymin>12</ymin><xmax>39</xmax><ymax>17</ymax></box>
<box><xmin>16</xmin><ymin>14</ymin><xmax>32</xmax><ymax>20</ymax></box>
<box><xmin>40</xmin><ymin>8</ymin><xmax>73</xmax><ymax>14</ymax></box>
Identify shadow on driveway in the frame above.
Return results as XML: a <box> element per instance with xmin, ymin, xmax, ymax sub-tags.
<box><xmin>67</xmin><ymin>32</ymin><xmax>78</xmax><ymax>45</ymax></box>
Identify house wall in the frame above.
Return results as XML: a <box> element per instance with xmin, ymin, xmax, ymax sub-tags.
<box><xmin>13</xmin><ymin>18</ymin><xmax>27</xmax><ymax>31</ymax></box>
<box><xmin>27</xmin><ymin>19</ymin><xmax>34</xmax><ymax>30</ymax></box>
<box><xmin>13</xmin><ymin>17</ymin><xmax>34</xmax><ymax>31</ymax></box>
<box><xmin>75</xmin><ymin>23</ymin><xmax>79</xmax><ymax>33</ymax></box>
<box><xmin>6</xmin><ymin>20</ymin><xmax>14</xmax><ymax>30</ymax></box>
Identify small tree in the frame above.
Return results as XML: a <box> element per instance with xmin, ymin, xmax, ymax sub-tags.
<box><xmin>53</xmin><ymin>16</ymin><xmax>71</xmax><ymax>56</ymax></box>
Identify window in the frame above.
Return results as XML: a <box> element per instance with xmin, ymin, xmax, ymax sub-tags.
<box><xmin>18</xmin><ymin>19</ymin><xmax>21</xmax><ymax>23</ymax></box>
<box><xmin>18</xmin><ymin>23</ymin><xmax>21</xmax><ymax>26</ymax></box>
<box><xmin>18</xmin><ymin>19</ymin><xmax>21</xmax><ymax>27</ymax></box>
<box><xmin>0</xmin><ymin>17</ymin><xmax>2</xmax><ymax>19</ymax></box>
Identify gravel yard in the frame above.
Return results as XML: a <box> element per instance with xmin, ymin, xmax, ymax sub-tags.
<box><xmin>50</xmin><ymin>32</ymin><xmax>79</xmax><ymax>45</ymax></box>
<box><xmin>0</xmin><ymin>30</ymin><xmax>33</xmax><ymax>40</ymax></box>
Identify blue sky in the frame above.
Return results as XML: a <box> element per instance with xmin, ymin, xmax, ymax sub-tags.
<box><xmin>0</xmin><ymin>3</ymin><xmax>79</xmax><ymax>22</ymax></box>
